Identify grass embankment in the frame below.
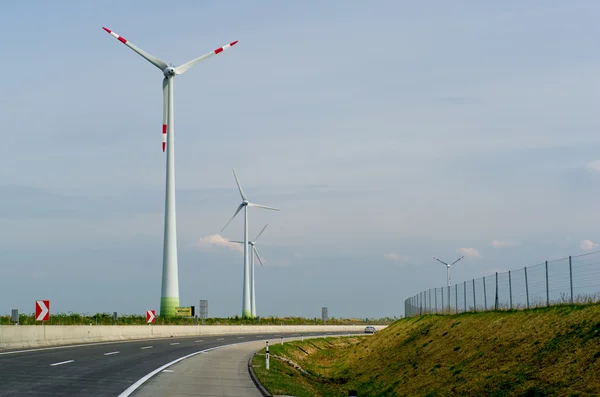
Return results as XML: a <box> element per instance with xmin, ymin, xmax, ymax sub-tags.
<box><xmin>0</xmin><ymin>313</ymin><xmax>393</xmax><ymax>326</ymax></box>
<box><xmin>253</xmin><ymin>304</ymin><xmax>600</xmax><ymax>396</ymax></box>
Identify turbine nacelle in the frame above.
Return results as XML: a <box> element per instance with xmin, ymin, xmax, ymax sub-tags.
<box><xmin>163</xmin><ymin>67</ymin><xmax>176</xmax><ymax>77</ymax></box>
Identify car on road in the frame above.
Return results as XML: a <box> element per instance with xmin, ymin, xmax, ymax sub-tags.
<box><xmin>364</xmin><ymin>326</ymin><xmax>376</xmax><ymax>334</ymax></box>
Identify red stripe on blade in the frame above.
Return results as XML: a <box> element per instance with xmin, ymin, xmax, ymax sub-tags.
<box><xmin>102</xmin><ymin>27</ymin><xmax>112</xmax><ymax>33</ymax></box>
<box><xmin>230</xmin><ymin>40</ymin><xmax>238</xmax><ymax>46</ymax></box>
<box><xmin>118</xmin><ymin>36</ymin><xmax>127</xmax><ymax>44</ymax></box>
<box><xmin>162</xmin><ymin>124</ymin><xmax>167</xmax><ymax>134</ymax></box>
<box><xmin>214</xmin><ymin>47</ymin><xmax>224</xmax><ymax>54</ymax></box>
<box><xmin>162</xmin><ymin>142</ymin><xmax>166</xmax><ymax>152</ymax></box>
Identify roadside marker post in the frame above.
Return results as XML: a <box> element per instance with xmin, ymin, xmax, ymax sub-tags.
<box><xmin>280</xmin><ymin>336</ymin><xmax>283</xmax><ymax>345</ymax></box>
<box><xmin>265</xmin><ymin>341</ymin><xmax>270</xmax><ymax>370</ymax></box>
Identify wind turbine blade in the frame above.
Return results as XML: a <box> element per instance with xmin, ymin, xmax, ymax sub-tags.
<box><xmin>102</xmin><ymin>27</ymin><xmax>168</xmax><ymax>71</ymax></box>
<box><xmin>232</xmin><ymin>169</ymin><xmax>247</xmax><ymax>201</ymax></box>
<box><xmin>254</xmin><ymin>224</ymin><xmax>268</xmax><ymax>241</ymax></box>
<box><xmin>221</xmin><ymin>203</ymin><xmax>244</xmax><ymax>232</ymax></box>
<box><xmin>248</xmin><ymin>203</ymin><xmax>280</xmax><ymax>211</ymax></box>
<box><xmin>230</xmin><ymin>241</ymin><xmax>244</xmax><ymax>244</ymax></box>
<box><xmin>174</xmin><ymin>40</ymin><xmax>238</xmax><ymax>75</ymax></box>
<box><xmin>253</xmin><ymin>246</ymin><xmax>264</xmax><ymax>267</ymax></box>
<box><xmin>451</xmin><ymin>256</ymin><xmax>464</xmax><ymax>266</ymax></box>
<box><xmin>162</xmin><ymin>77</ymin><xmax>168</xmax><ymax>152</ymax></box>
<box><xmin>433</xmin><ymin>257</ymin><xmax>449</xmax><ymax>267</ymax></box>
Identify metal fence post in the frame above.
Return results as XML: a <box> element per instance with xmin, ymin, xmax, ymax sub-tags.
<box><xmin>494</xmin><ymin>272</ymin><xmax>499</xmax><ymax>310</ymax></box>
<box><xmin>455</xmin><ymin>284</ymin><xmax>458</xmax><ymax>313</ymax></box>
<box><xmin>483</xmin><ymin>277</ymin><xmax>487</xmax><ymax>311</ymax></box>
<box><xmin>525</xmin><ymin>266</ymin><xmax>530</xmax><ymax>309</ymax></box>
<box><xmin>545</xmin><ymin>260</ymin><xmax>549</xmax><ymax>307</ymax></box>
<box><xmin>416</xmin><ymin>294</ymin><xmax>418</xmax><ymax>316</ymax></box>
<box><xmin>435</xmin><ymin>288</ymin><xmax>438</xmax><ymax>313</ymax></box>
<box><xmin>441</xmin><ymin>287</ymin><xmax>444</xmax><ymax>314</ymax></box>
<box><xmin>429</xmin><ymin>289</ymin><xmax>432</xmax><ymax>313</ymax></box>
<box><xmin>464</xmin><ymin>280</ymin><xmax>467</xmax><ymax>312</ymax></box>
<box><xmin>569</xmin><ymin>256</ymin><xmax>573</xmax><ymax>304</ymax></box>
<box><xmin>509</xmin><ymin>270</ymin><xmax>513</xmax><ymax>310</ymax></box>
<box><xmin>472</xmin><ymin>279</ymin><xmax>476</xmax><ymax>312</ymax></box>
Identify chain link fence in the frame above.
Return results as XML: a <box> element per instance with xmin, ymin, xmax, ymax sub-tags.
<box><xmin>405</xmin><ymin>250</ymin><xmax>600</xmax><ymax>317</ymax></box>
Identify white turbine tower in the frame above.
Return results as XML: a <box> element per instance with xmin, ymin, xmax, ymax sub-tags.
<box><xmin>102</xmin><ymin>27</ymin><xmax>238</xmax><ymax>316</ymax></box>
<box><xmin>231</xmin><ymin>224</ymin><xmax>268</xmax><ymax>318</ymax></box>
<box><xmin>222</xmin><ymin>170</ymin><xmax>279</xmax><ymax>318</ymax></box>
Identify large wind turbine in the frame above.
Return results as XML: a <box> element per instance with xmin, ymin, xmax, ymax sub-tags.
<box><xmin>231</xmin><ymin>224</ymin><xmax>269</xmax><ymax>317</ymax></box>
<box><xmin>222</xmin><ymin>170</ymin><xmax>279</xmax><ymax>318</ymax></box>
<box><xmin>102</xmin><ymin>27</ymin><xmax>238</xmax><ymax>316</ymax></box>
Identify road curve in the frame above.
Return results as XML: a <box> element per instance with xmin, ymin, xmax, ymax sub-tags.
<box><xmin>0</xmin><ymin>331</ymin><xmax>350</xmax><ymax>396</ymax></box>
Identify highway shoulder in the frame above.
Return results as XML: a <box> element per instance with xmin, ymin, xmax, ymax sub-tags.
<box><xmin>130</xmin><ymin>341</ymin><xmax>265</xmax><ymax>397</ymax></box>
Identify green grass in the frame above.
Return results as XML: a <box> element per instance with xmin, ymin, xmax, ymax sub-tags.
<box><xmin>0</xmin><ymin>313</ymin><xmax>395</xmax><ymax>326</ymax></box>
<box><xmin>253</xmin><ymin>304</ymin><xmax>600</xmax><ymax>396</ymax></box>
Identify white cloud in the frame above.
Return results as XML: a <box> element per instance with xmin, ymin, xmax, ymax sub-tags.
<box><xmin>197</xmin><ymin>234</ymin><xmax>243</xmax><ymax>253</ymax></box>
<box><xmin>490</xmin><ymin>239</ymin><xmax>517</xmax><ymax>248</ymax></box>
<box><xmin>383</xmin><ymin>252</ymin><xmax>408</xmax><ymax>262</ymax></box>
<box><xmin>580</xmin><ymin>239</ymin><xmax>598</xmax><ymax>251</ymax></box>
<box><xmin>457</xmin><ymin>248</ymin><xmax>481</xmax><ymax>258</ymax></box>
<box><xmin>585</xmin><ymin>160</ymin><xmax>600</xmax><ymax>174</ymax></box>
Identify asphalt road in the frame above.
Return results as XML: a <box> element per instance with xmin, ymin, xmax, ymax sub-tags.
<box><xmin>0</xmin><ymin>331</ymin><xmax>353</xmax><ymax>396</ymax></box>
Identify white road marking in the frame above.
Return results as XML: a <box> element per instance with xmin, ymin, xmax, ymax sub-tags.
<box><xmin>169</xmin><ymin>343</ymin><xmax>180</xmax><ymax>345</ymax></box>
<box><xmin>162</xmin><ymin>369</ymin><xmax>174</xmax><ymax>373</ymax></box>
<box><xmin>141</xmin><ymin>346</ymin><xmax>153</xmax><ymax>350</ymax></box>
<box><xmin>255</xmin><ymin>335</ymin><xmax>263</xmax><ymax>338</ymax></box>
<box><xmin>50</xmin><ymin>360</ymin><xmax>74</xmax><ymax>367</ymax></box>
<box><xmin>194</xmin><ymin>340</ymin><xmax>203</xmax><ymax>343</ymax></box>
<box><xmin>217</xmin><ymin>338</ymin><xmax>224</xmax><ymax>341</ymax></box>
<box><xmin>104</xmin><ymin>351</ymin><xmax>120</xmax><ymax>356</ymax></box>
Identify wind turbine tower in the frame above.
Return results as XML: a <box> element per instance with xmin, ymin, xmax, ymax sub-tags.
<box><xmin>102</xmin><ymin>27</ymin><xmax>238</xmax><ymax>316</ymax></box>
<box><xmin>231</xmin><ymin>224</ymin><xmax>268</xmax><ymax>318</ymax></box>
<box><xmin>222</xmin><ymin>170</ymin><xmax>279</xmax><ymax>318</ymax></box>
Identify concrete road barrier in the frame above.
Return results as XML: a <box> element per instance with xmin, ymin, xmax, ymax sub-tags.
<box><xmin>0</xmin><ymin>324</ymin><xmax>387</xmax><ymax>350</ymax></box>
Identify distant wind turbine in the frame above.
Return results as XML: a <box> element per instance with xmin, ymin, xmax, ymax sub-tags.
<box><xmin>433</xmin><ymin>256</ymin><xmax>464</xmax><ymax>287</ymax></box>
<box><xmin>222</xmin><ymin>170</ymin><xmax>279</xmax><ymax>318</ymax></box>
<box><xmin>231</xmin><ymin>224</ymin><xmax>268</xmax><ymax>318</ymax></box>
<box><xmin>101</xmin><ymin>27</ymin><xmax>238</xmax><ymax>316</ymax></box>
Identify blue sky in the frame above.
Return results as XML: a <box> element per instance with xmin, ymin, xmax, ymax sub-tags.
<box><xmin>1</xmin><ymin>1</ymin><xmax>599</xmax><ymax>319</ymax></box>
